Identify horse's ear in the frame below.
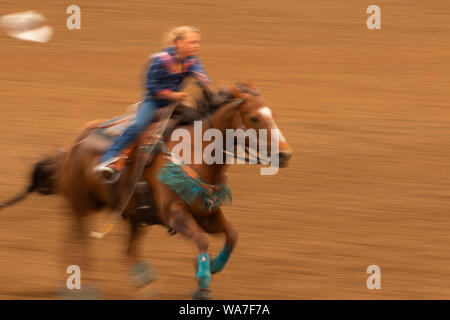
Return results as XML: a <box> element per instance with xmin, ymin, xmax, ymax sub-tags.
<box><xmin>230</xmin><ymin>85</ymin><xmax>243</xmax><ymax>99</ymax></box>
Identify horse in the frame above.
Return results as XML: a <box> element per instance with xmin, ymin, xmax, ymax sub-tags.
<box><xmin>0</xmin><ymin>81</ymin><xmax>292</xmax><ymax>299</ymax></box>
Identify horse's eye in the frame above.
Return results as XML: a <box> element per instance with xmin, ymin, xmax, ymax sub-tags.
<box><xmin>249</xmin><ymin>116</ymin><xmax>259</xmax><ymax>123</ymax></box>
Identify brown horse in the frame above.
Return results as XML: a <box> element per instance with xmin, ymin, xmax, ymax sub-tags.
<box><xmin>0</xmin><ymin>82</ymin><xmax>292</xmax><ymax>299</ymax></box>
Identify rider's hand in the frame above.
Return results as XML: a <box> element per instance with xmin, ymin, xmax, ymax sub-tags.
<box><xmin>168</xmin><ymin>91</ymin><xmax>188</xmax><ymax>101</ymax></box>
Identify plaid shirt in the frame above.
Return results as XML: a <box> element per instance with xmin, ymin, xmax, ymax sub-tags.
<box><xmin>145</xmin><ymin>46</ymin><xmax>210</xmax><ymax>105</ymax></box>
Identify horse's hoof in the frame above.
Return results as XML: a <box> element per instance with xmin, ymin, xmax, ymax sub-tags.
<box><xmin>57</xmin><ymin>283</ymin><xmax>100</xmax><ymax>300</ymax></box>
<box><xmin>192</xmin><ymin>288</ymin><xmax>212</xmax><ymax>300</ymax></box>
<box><xmin>130</xmin><ymin>261</ymin><xmax>158</xmax><ymax>289</ymax></box>
<box><xmin>134</xmin><ymin>285</ymin><xmax>161</xmax><ymax>298</ymax></box>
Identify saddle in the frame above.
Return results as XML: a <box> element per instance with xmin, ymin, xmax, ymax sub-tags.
<box><xmin>91</xmin><ymin>106</ymin><xmax>171</xmax><ymax>145</ymax></box>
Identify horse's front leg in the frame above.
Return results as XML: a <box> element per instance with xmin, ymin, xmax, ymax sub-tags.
<box><xmin>167</xmin><ymin>201</ymin><xmax>212</xmax><ymax>299</ymax></box>
<box><xmin>201</xmin><ymin>208</ymin><xmax>239</xmax><ymax>274</ymax></box>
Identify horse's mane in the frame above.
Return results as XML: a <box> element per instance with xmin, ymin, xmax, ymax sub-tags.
<box><xmin>208</xmin><ymin>83</ymin><xmax>260</xmax><ymax>113</ymax></box>
<box><xmin>173</xmin><ymin>82</ymin><xmax>260</xmax><ymax>126</ymax></box>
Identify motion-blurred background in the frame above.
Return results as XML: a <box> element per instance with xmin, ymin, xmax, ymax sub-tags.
<box><xmin>0</xmin><ymin>0</ymin><xmax>449</xmax><ymax>299</ymax></box>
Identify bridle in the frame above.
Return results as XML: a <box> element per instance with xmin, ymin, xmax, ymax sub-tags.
<box><xmin>209</xmin><ymin>94</ymin><xmax>271</xmax><ymax>164</ymax></box>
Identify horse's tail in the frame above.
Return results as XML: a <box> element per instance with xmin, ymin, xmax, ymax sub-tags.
<box><xmin>0</xmin><ymin>149</ymin><xmax>66</xmax><ymax>211</ymax></box>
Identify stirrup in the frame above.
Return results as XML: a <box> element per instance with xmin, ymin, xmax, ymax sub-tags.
<box><xmin>94</xmin><ymin>157</ymin><xmax>122</xmax><ymax>183</ymax></box>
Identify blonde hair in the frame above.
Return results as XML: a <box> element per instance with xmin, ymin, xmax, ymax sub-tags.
<box><xmin>164</xmin><ymin>26</ymin><xmax>200</xmax><ymax>44</ymax></box>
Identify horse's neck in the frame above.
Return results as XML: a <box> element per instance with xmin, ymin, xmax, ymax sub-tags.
<box><xmin>180</xmin><ymin>77</ymin><xmax>205</xmax><ymax>109</ymax></box>
<box><xmin>189</xmin><ymin>102</ymin><xmax>237</xmax><ymax>185</ymax></box>
<box><xmin>210</xmin><ymin>101</ymin><xmax>237</xmax><ymax>133</ymax></box>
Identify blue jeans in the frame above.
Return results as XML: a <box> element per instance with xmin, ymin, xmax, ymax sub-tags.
<box><xmin>100</xmin><ymin>98</ymin><xmax>166</xmax><ymax>163</ymax></box>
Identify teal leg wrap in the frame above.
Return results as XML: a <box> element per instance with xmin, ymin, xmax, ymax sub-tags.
<box><xmin>196</xmin><ymin>253</ymin><xmax>211</xmax><ymax>289</ymax></box>
<box><xmin>210</xmin><ymin>245</ymin><xmax>233</xmax><ymax>274</ymax></box>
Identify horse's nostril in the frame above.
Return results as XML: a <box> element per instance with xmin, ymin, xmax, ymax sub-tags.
<box><xmin>273</xmin><ymin>151</ymin><xmax>292</xmax><ymax>167</ymax></box>
<box><xmin>279</xmin><ymin>151</ymin><xmax>292</xmax><ymax>161</ymax></box>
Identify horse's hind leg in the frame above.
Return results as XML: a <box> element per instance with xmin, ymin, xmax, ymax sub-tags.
<box><xmin>166</xmin><ymin>202</ymin><xmax>212</xmax><ymax>299</ymax></box>
<box><xmin>126</xmin><ymin>213</ymin><xmax>157</xmax><ymax>291</ymax></box>
<box><xmin>201</xmin><ymin>208</ymin><xmax>238</xmax><ymax>274</ymax></box>
<box><xmin>59</xmin><ymin>210</ymin><xmax>99</xmax><ymax>299</ymax></box>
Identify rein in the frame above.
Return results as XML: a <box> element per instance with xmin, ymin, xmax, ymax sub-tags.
<box><xmin>218</xmin><ymin>96</ymin><xmax>267</xmax><ymax>164</ymax></box>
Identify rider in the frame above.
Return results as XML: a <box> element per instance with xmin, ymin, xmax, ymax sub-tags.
<box><xmin>94</xmin><ymin>26</ymin><xmax>210</xmax><ymax>178</ymax></box>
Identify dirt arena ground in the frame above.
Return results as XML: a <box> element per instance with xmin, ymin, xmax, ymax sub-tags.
<box><xmin>0</xmin><ymin>0</ymin><xmax>449</xmax><ymax>299</ymax></box>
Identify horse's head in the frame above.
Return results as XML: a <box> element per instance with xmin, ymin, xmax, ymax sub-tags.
<box><xmin>227</xmin><ymin>82</ymin><xmax>293</xmax><ymax>169</ymax></box>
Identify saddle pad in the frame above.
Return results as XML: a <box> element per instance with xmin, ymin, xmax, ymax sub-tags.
<box><xmin>84</xmin><ymin>106</ymin><xmax>175</xmax><ymax>154</ymax></box>
<box><xmin>93</xmin><ymin>113</ymin><xmax>136</xmax><ymax>141</ymax></box>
